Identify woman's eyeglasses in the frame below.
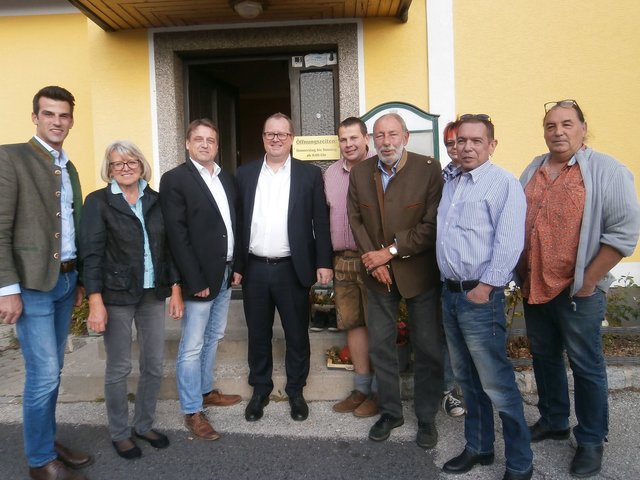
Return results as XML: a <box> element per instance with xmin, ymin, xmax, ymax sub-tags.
<box><xmin>110</xmin><ymin>159</ymin><xmax>140</xmax><ymax>171</ymax></box>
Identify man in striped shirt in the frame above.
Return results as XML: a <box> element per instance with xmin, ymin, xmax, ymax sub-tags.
<box><xmin>325</xmin><ymin>117</ymin><xmax>378</xmax><ymax>418</ymax></box>
<box><xmin>436</xmin><ymin>115</ymin><xmax>532</xmax><ymax>480</ymax></box>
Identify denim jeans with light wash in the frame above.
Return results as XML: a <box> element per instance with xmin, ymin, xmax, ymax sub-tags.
<box><xmin>16</xmin><ymin>271</ymin><xmax>78</xmax><ymax>468</ymax></box>
<box><xmin>443</xmin><ymin>340</ymin><xmax>456</xmax><ymax>393</ymax></box>
<box><xmin>524</xmin><ymin>289</ymin><xmax>608</xmax><ymax>446</ymax></box>
<box><xmin>176</xmin><ymin>267</ymin><xmax>231</xmax><ymax>414</ymax></box>
<box><xmin>442</xmin><ymin>287</ymin><xmax>533</xmax><ymax>475</ymax></box>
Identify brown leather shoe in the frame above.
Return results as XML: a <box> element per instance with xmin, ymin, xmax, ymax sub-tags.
<box><xmin>333</xmin><ymin>390</ymin><xmax>367</xmax><ymax>413</ymax></box>
<box><xmin>203</xmin><ymin>389</ymin><xmax>242</xmax><ymax>407</ymax></box>
<box><xmin>55</xmin><ymin>441</ymin><xmax>94</xmax><ymax>469</ymax></box>
<box><xmin>184</xmin><ymin>412</ymin><xmax>221</xmax><ymax>441</ymax></box>
<box><xmin>354</xmin><ymin>395</ymin><xmax>379</xmax><ymax>418</ymax></box>
<box><xmin>29</xmin><ymin>459</ymin><xmax>87</xmax><ymax>480</ymax></box>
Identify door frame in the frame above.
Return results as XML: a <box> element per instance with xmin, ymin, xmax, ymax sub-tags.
<box><xmin>152</xmin><ymin>23</ymin><xmax>361</xmax><ymax>177</ymax></box>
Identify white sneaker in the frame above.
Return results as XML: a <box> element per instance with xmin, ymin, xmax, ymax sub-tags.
<box><xmin>442</xmin><ymin>390</ymin><xmax>465</xmax><ymax>417</ymax></box>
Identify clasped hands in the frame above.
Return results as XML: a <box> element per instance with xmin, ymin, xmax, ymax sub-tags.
<box><xmin>362</xmin><ymin>247</ymin><xmax>394</xmax><ymax>289</ymax></box>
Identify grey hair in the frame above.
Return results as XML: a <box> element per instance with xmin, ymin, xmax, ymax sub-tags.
<box><xmin>373</xmin><ymin>113</ymin><xmax>408</xmax><ymax>133</ymax></box>
<box><xmin>100</xmin><ymin>140</ymin><xmax>152</xmax><ymax>183</ymax></box>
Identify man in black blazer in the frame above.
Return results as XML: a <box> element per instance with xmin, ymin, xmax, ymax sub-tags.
<box><xmin>235</xmin><ymin>113</ymin><xmax>333</xmax><ymax>422</ymax></box>
<box><xmin>160</xmin><ymin>119</ymin><xmax>241</xmax><ymax>441</ymax></box>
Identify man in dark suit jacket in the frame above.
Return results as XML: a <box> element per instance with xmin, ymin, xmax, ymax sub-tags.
<box><xmin>0</xmin><ymin>86</ymin><xmax>92</xmax><ymax>480</ymax></box>
<box><xmin>235</xmin><ymin>113</ymin><xmax>332</xmax><ymax>422</ymax></box>
<box><xmin>160</xmin><ymin>119</ymin><xmax>241</xmax><ymax>442</ymax></box>
<box><xmin>347</xmin><ymin>113</ymin><xmax>444</xmax><ymax>446</ymax></box>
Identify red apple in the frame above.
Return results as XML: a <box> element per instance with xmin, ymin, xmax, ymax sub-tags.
<box><xmin>339</xmin><ymin>345</ymin><xmax>351</xmax><ymax>363</ymax></box>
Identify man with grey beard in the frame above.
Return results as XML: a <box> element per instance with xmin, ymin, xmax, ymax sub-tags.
<box><xmin>347</xmin><ymin>113</ymin><xmax>444</xmax><ymax>446</ymax></box>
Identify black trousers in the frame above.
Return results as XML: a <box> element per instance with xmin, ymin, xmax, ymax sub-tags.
<box><xmin>242</xmin><ymin>258</ymin><xmax>310</xmax><ymax>397</ymax></box>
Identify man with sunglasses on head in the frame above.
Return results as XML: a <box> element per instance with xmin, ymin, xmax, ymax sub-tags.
<box><xmin>518</xmin><ymin>100</ymin><xmax>640</xmax><ymax>478</ymax></box>
<box><xmin>0</xmin><ymin>86</ymin><xmax>92</xmax><ymax>480</ymax></box>
<box><xmin>234</xmin><ymin>113</ymin><xmax>332</xmax><ymax>423</ymax></box>
<box><xmin>437</xmin><ymin>114</ymin><xmax>532</xmax><ymax>480</ymax></box>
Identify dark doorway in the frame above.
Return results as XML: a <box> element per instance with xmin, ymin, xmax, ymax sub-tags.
<box><xmin>185</xmin><ymin>57</ymin><xmax>291</xmax><ymax>173</ymax></box>
<box><xmin>184</xmin><ymin>52</ymin><xmax>339</xmax><ymax>173</ymax></box>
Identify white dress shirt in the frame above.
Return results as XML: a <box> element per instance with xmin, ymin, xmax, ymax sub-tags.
<box><xmin>190</xmin><ymin>158</ymin><xmax>234</xmax><ymax>261</ymax></box>
<box><xmin>249</xmin><ymin>156</ymin><xmax>291</xmax><ymax>257</ymax></box>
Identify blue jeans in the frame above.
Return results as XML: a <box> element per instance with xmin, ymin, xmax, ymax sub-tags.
<box><xmin>442</xmin><ymin>287</ymin><xmax>532</xmax><ymax>475</ymax></box>
<box><xmin>443</xmin><ymin>340</ymin><xmax>456</xmax><ymax>393</ymax></box>
<box><xmin>176</xmin><ymin>267</ymin><xmax>232</xmax><ymax>414</ymax></box>
<box><xmin>524</xmin><ymin>289</ymin><xmax>608</xmax><ymax>446</ymax></box>
<box><xmin>16</xmin><ymin>271</ymin><xmax>78</xmax><ymax>468</ymax></box>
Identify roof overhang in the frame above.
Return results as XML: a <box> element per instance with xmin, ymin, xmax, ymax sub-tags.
<box><xmin>68</xmin><ymin>0</ymin><xmax>413</xmax><ymax>32</ymax></box>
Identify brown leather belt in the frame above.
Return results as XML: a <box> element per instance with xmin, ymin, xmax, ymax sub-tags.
<box><xmin>60</xmin><ymin>260</ymin><xmax>77</xmax><ymax>273</ymax></box>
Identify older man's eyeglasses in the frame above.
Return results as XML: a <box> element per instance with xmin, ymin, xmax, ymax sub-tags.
<box><xmin>263</xmin><ymin>132</ymin><xmax>292</xmax><ymax>141</ymax></box>
<box><xmin>458</xmin><ymin>114</ymin><xmax>492</xmax><ymax>123</ymax></box>
<box><xmin>544</xmin><ymin>99</ymin><xmax>580</xmax><ymax>113</ymax></box>
<box><xmin>110</xmin><ymin>159</ymin><xmax>140</xmax><ymax>171</ymax></box>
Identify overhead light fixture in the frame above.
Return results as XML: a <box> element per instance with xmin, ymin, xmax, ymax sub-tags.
<box><xmin>231</xmin><ymin>0</ymin><xmax>264</xmax><ymax>19</ymax></box>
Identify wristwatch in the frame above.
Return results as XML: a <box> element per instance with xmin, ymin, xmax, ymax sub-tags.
<box><xmin>388</xmin><ymin>245</ymin><xmax>398</xmax><ymax>257</ymax></box>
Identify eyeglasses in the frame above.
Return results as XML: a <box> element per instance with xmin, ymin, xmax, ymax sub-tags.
<box><xmin>110</xmin><ymin>159</ymin><xmax>140</xmax><ymax>171</ymax></box>
<box><xmin>263</xmin><ymin>132</ymin><xmax>292</xmax><ymax>141</ymax></box>
<box><xmin>544</xmin><ymin>99</ymin><xmax>579</xmax><ymax>113</ymax></box>
<box><xmin>458</xmin><ymin>114</ymin><xmax>492</xmax><ymax>123</ymax></box>
<box><xmin>445</xmin><ymin>140</ymin><xmax>456</xmax><ymax>148</ymax></box>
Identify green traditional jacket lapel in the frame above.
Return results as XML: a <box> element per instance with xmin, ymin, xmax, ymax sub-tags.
<box><xmin>27</xmin><ymin>137</ymin><xmax>83</xmax><ymax>245</ymax></box>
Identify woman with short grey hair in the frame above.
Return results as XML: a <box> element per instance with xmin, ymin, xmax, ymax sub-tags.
<box><xmin>80</xmin><ymin>140</ymin><xmax>183</xmax><ymax>459</ymax></box>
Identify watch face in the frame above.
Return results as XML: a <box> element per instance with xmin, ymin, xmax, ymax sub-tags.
<box><xmin>389</xmin><ymin>246</ymin><xmax>398</xmax><ymax>256</ymax></box>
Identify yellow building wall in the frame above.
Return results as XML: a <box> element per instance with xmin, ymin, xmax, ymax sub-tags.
<box><xmin>363</xmin><ymin>0</ymin><xmax>429</xmax><ymax>111</ymax></box>
<box><xmin>85</xmin><ymin>22</ymin><xmax>152</xmax><ymax>187</ymax></box>
<box><xmin>0</xmin><ymin>14</ymin><xmax>94</xmax><ymax>193</ymax></box>
<box><xmin>454</xmin><ymin>0</ymin><xmax>640</xmax><ymax>262</ymax></box>
<box><xmin>0</xmin><ymin>14</ymin><xmax>151</xmax><ymax>194</ymax></box>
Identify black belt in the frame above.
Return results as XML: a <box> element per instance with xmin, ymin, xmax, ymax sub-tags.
<box><xmin>249</xmin><ymin>254</ymin><xmax>291</xmax><ymax>264</ymax></box>
<box><xmin>444</xmin><ymin>279</ymin><xmax>479</xmax><ymax>292</ymax></box>
<box><xmin>60</xmin><ymin>260</ymin><xmax>76</xmax><ymax>273</ymax></box>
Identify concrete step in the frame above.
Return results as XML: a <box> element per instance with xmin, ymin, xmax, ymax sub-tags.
<box><xmin>59</xmin><ymin>299</ymin><xmax>417</xmax><ymax>402</ymax></box>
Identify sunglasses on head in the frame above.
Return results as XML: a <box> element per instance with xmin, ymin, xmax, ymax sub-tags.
<box><xmin>544</xmin><ymin>99</ymin><xmax>580</xmax><ymax>113</ymax></box>
<box><xmin>458</xmin><ymin>113</ymin><xmax>492</xmax><ymax>123</ymax></box>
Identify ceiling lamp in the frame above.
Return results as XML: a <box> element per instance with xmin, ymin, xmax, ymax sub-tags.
<box><xmin>231</xmin><ymin>0</ymin><xmax>264</xmax><ymax>19</ymax></box>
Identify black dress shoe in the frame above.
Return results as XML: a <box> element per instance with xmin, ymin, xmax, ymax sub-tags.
<box><xmin>502</xmin><ymin>467</ymin><xmax>533</xmax><ymax>480</ymax></box>
<box><xmin>368</xmin><ymin>413</ymin><xmax>404</xmax><ymax>442</ymax></box>
<box><xmin>245</xmin><ymin>393</ymin><xmax>270</xmax><ymax>422</ymax></box>
<box><xmin>134</xmin><ymin>429</ymin><xmax>170</xmax><ymax>449</ymax></box>
<box><xmin>54</xmin><ymin>442</ymin><xmax>94</xmax><ymax>469</ymax></box>
<box><xmin>442</xmin><ymin>449</ymin><xmax>494</xmax><ymax>474</ymax></box>
<box><xmin>529</xmin><ymin>420</ymin><xmax>570</xmax><ymax>442</ymax></box>
<box><xmin>570</xmin><ymin>445</ymin><xmax>603</xmax><ymax>478</ymax></box>
<box><xmin>289</xmin><ymin>394</ymin><xmax>309</xmax><ymax>421</ymax></box>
